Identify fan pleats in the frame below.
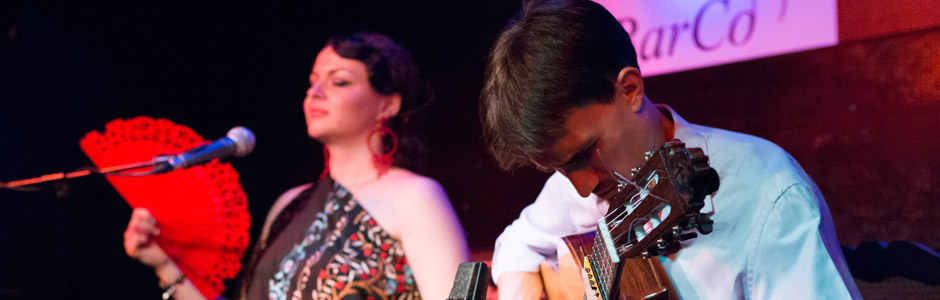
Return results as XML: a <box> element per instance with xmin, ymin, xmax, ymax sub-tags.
<box><xmin>80</xmin><ymin>116</ymin><xmax>250</xmax><ymax>299</ymax></box>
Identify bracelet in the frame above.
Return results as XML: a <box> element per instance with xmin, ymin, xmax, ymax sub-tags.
<box><xmin>160</xmin><ymin>274</ymin><xmax>186</xmax><ymax>300</ymax></box>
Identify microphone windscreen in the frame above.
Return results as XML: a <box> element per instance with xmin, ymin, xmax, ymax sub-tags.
<box><xmin>226</xmin><ymin>126</ymin><xmax>256</xmax><ymax>157</ymax></box>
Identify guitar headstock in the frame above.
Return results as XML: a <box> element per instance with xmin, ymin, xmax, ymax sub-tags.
<box><xmin>565</xmin><ymin>140</ymin><xmax>720</xmax><ymax>300</ymax></box>
<box><xmin>600</xmin><ymin>139</ymin><xmax>719</xmax><ymax>260</ymax></box>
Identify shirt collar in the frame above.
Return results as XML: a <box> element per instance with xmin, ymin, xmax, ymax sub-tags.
<box><xmin>656</xmin><ymin>104</ymin><xmax>709</xmax><ymax>156</ymax></box>
<box><xmin>655</xmin><ymin>104</ymin><xmax>715</xmax><ymax>215</ymax></box>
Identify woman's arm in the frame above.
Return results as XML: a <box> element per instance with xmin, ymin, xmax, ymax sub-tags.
<box><xmin>394</xmin><ymin>176</ymin><xmax>470</xmax><ymax>299</ymax></box>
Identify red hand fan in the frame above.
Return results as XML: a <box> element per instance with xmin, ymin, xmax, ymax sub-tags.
<box><xmin>79</xmin><ymin>116</ymin><xmax>251</xmax><ymax>299</ymax></box>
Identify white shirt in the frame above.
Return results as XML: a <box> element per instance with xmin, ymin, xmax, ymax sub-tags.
<box><xmin>491</xmin><ymin>106</ymin><xmax>861</xmax><ymax>299</ymax></box>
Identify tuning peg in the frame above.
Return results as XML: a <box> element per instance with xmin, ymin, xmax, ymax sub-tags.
<box><xmin>693</xmin><ymin>214</ymin><xmax>714</xmax><ymax>234</ymax></box>
<box><xmin>656</xmin><ymin>238</ymin><xmax>668</xmax><ymax>248</ymax></box>
<box><xmin>698</xmin><ymin>223</ymin><xmax>713</xmax><ymax>234</ymax></box>
<box><xmin>656</xmin><ymin>238</ymin><xmax>678</xmax><ymax>253</ymax></box>
<box><xmin>630</xmin><ymin>167</ymin><xmax>641</xmax><ymax>178</ymax></box>
<box><xmin>672</xmin><ymin>225</ymin><xmax>684</xmax><ymax>235</ymax></box>
<box><xmin>645</xmin><ymin>246</ymin><xmax>660</xmax><ymax>257</ymax></box>
<box><xmin>644</xmin><ymin>150</ymin><xmax>655</xmax><ymax>160</ymax></box>
<box><xmin>677</xmin><ymin>232</ymin><xmax>698</xmax><ymax>241</ymax></box>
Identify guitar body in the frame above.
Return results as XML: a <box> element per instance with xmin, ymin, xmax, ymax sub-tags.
<box><xmin>545</xmin><ymin>232</ymin><xmax>676</xmax><ymax>300</ymax></box>
<box><xmin>540</xmin><ymin>254</ymin><xmax>674</xmax><ymax>300</ymax></box>
<box><xmin>547</xmin><ymin>140</ymin><xmax>719</xmax><ymax>300</ymax></box>
<box><xmin>617</xmin><ymin>258</ymin><xmax>674</xmax><ymax>300</ymax></box>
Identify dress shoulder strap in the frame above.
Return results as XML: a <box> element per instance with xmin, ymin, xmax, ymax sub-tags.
<box><xmin>235</xmin><ymin>176</ymin><xmax>332</xmax><ymax>300</ymax></box>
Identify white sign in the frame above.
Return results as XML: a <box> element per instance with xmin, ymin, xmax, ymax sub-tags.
<box><xmin>594</xmin><ymin>0</ymin><xmax>838</xmax><ymax>76</ymax></box>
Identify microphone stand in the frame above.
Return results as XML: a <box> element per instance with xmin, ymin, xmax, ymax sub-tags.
<box><xmin>0</xmin><ymin>156</ymin><xmax>171</xmax><ymax>192</ymax></box>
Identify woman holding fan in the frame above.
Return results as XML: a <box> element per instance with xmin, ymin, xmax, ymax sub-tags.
<box><xmin>124</xmin><ymin>32</ymin><xmax>469</xmax><ymax>300</ymax></box>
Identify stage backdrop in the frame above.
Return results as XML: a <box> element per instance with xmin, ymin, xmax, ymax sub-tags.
<box><xmin>595</xmin><ymin>0</ymin><xmax>839</xmax><ymax>76</ymax></box>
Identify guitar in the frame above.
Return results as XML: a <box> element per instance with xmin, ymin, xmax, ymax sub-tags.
<box><xmin>559</xmin><ymin>140</ymin><xmax>720</xmax><ymax>300</ymax></box>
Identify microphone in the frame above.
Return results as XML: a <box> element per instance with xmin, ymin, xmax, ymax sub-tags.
<box><xmin>152</xmin><ymin>126</ymin><xmax>256</xmax><ymax>174</ymax></box>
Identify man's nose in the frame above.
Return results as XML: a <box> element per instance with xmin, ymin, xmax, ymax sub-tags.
<box><xmin>560</xmin><ymin>169</ymin><xmax>599</xmax><ymax>198</ymax></box>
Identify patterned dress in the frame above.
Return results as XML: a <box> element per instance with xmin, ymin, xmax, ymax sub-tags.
<box><xmin>243</xmin><ymin>177</ymin><xmax>421</xmax><ymax>300</ymax></box>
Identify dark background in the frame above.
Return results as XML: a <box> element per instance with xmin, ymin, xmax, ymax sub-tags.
<box><xmin>1</xmin><ymin>0</ymin><xmax>939</xmax><ymax>299</ymax></box>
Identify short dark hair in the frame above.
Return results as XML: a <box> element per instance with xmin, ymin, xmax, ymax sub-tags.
<box><xmin>480</xmin><ymin>0</ymin><xmax>639</xmax><ymax>170</ymax></box>
<box><xmin>328</xmin><ymin>32</ymin><xmax>432</xmax><ymax>170</ymax></box>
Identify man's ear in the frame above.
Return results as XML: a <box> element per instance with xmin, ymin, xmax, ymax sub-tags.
<box><xmin>616</xmin><ymin>66</ymin><xmax>644</xmax><ymax>113</ymax></box>
<box><xmin>380</xmin><ymin>93</ymin><xmax>402</xmax><ymax>119</ymax></box>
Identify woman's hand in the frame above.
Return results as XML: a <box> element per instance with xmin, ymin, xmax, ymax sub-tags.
<box><xmin>123</xmin><ymin>207</ymin><xmax>171</xmax><ymax>269</ymax></box>
<box><xmin>124</xmin><ymin>208</ymin><xmax>206</xmax><ymax>300</ymax></box>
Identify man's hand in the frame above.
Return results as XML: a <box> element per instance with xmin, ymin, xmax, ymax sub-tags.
<box><xmin>497</xmin><ymin>271</ymin><xmax>544</xmax><ymax>300</ymax></box>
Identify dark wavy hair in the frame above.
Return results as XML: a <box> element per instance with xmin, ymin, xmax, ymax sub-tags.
<box><xmin>480</xmin><ymin>0</ymin><xmax>639</xmax><ymax>170</ymax></box>
<box><xmin>328</xmin><ymin>31</ymin><xmax>433</xmax><ymax>171</ymax></box>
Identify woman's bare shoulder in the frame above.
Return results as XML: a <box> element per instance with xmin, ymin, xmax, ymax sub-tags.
<box><xmin>379</xmin><ymin>169</ymin><xmax>447</xmax><ymax>203</ymax></box>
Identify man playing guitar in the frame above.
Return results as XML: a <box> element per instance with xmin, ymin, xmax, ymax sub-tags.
<box><xmin>479</xmin><ymin>0</ymin><xmax>861</xmax><ymax>299</ymax></box>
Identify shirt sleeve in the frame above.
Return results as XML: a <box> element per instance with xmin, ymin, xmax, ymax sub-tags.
<box><xmin>491</xmin><ymin>172</ymin><xmax>604</xmax><ymax>284</ymax></box>
<box><xmin>748</xmin><ymin>183</ymin><xmax>861</xmax><ymax>299</ymax></box>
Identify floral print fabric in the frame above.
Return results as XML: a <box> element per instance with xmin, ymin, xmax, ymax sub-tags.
<box><xmin>267</xmin><ymin>181</ymin><xmax>420</xmax><ymax>300</ymax></box>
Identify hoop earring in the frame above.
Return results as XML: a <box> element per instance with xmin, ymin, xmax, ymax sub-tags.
<box><xmin>368</xmin><ymin>117</ymin><xmax>398</xmax><ymax>178</ymax></box>
<box><xmin>319</xmin><ymin>145</ymin><xmax>330</xmax><ymax>179</ymax></box>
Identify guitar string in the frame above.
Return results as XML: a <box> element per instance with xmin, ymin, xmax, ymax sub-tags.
<box><xmin>581</xmin><ymin>235</ymin><xmax>608</xmax><ymax>287</ymax></box>
<box><xmin>610</xmin><ymin>188</ymin><xmax>670</xmax><ymax>244</ymax></box>
<box><xmin>596</xmin><ymin>149</ymin><xmax>670</xmax><ymax>222</ymax></box>
<box><xmin>620</xmin><ymin>217</ymin><xmax>651</xmax><ymax>255</ymax></box>
<box><xmin>594</xmin><ymin>217</ymin><xmax>653</xmax><ymax>295</ymax></box>
<box><xmin>595</xmin><ymin>149</ymin><xmax>671</xmax><ymax>251</ymax></box>
<box><xmin>587</xmin><ymin>148</ymin><xmax>673</xmax><ymax>295</ymax></box>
